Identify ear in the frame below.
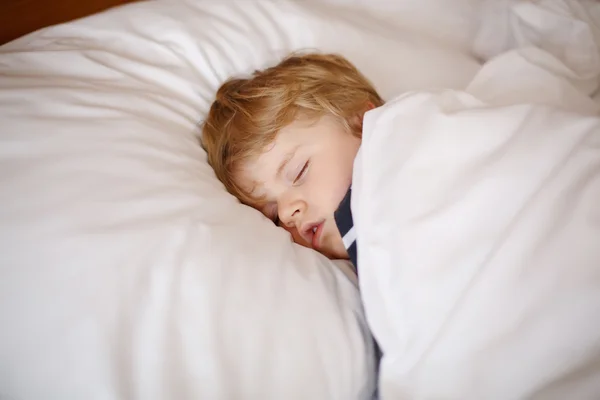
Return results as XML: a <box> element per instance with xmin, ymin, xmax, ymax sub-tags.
<box><xmin>352</xmin><ymin>101</ymin><xmax>376</xmax><ymax>129</ymax></box>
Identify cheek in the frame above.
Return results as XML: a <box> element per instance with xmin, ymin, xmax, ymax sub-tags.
<box><xmin>322</xmin><ymin>223</ymin><xmax>348</xmax><ymax>260</ymax></box>
<box><xmin>317</xmin><ymin>164</ymin><xmax>353</xmax><ymax>212</ymax></box>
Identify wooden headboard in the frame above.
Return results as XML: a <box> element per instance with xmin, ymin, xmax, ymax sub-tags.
<box><xmin>1</xmin><ymin>0</ymin><xmax>140</xmax><ymax>45</ymax></box>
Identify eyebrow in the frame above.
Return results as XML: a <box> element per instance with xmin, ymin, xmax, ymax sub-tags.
<box><xmin>276</xmin><ymin>147</ymin><xmax>299</xmax><ymax>180</ymax></box>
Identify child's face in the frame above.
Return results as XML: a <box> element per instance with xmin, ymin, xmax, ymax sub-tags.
<box><xmin>238</xmin><ymin>115</ymin><xmax>360</xmax><ymax>260</ymax></box>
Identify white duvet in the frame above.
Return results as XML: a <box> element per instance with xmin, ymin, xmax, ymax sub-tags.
<box><xmin>355</xmin><ymin>1</ymin><xmax>600</xmax><ymax>398</ymax></box>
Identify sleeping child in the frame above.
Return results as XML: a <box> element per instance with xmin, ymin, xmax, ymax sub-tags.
<box><xmin>201</xmin><ymin>3</ymin><xmax>600</xmax><ymax>395</ymax></box>
<box><xmin>201</xmin><ymin>53</ymin><xmax>378</xmax><ymax>269</ymax></box>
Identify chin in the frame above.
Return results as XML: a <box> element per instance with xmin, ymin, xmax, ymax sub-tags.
<box><xmin>321</xmin><ymin>246</ymin><xmax>348</xmax><ymax>261</ymax></box>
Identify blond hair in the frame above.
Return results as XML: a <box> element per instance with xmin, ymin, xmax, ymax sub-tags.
<box><xmin>201</xmin><ymin>52</ymin><xmax>384</xmax><ymax>205</ymax></box>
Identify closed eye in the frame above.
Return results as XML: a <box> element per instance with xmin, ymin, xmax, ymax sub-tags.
<box><xmin>293</xmin><ymin>161</ymin><xmax>309</xmax><ymax>184</ymax></box>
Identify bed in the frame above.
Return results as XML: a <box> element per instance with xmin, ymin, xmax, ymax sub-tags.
<box><xmin>0</xmin><ymin>1</ymin><xmax>481</xmax><ymax>399</ymax></box>
<box><xmin>1</xmin><ymin>0</ymin><xmax>598</xmax><ymax>399</ymax></box>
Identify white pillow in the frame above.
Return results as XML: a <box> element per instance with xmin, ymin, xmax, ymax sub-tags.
<box><xmin>0</xmin><ymin>1</ymin><xmax>480</xmax><ymax>399</ymax></box>
<box><xmin>307</xmin><ymin>0</ymin><xmax>482</xmax><ymax>52</ymax></box>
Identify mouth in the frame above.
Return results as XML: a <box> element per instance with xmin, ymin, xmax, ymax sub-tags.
<box><xmin>312</xmin><ymin>222</ymin><xmax>324</xmax><ymax>249</ymax></box>
<box><xmin>302</xmin><ymin>221</ymin><xmax>324</xmax><ymax>250</ymax></box>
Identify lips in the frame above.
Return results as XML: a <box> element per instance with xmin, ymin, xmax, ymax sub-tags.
<box><xmin>301</xmin><ymin>220</ymin><xmax>325</xmax><ymax>249</ymax></box>
<box><xmin>312</xmin><ymin>222</ymin><xmax>324</xmax><ymax>249</ymax></box>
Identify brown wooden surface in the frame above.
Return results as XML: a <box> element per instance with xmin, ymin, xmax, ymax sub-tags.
<box><xmin>0</xmin><ymin>0</ymin><xmax>140</xmax><ymax>45</ymax></box>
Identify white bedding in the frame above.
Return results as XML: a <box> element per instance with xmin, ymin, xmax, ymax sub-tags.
<box><xmin>356</xmin><ymin>1</ymin><xmax>600</xmax><ymax>398</ymax></box>
<box><xmin>5</xmin><ymin>0</ymin><xmax>599</xmax><ymax>398</ymax></box>
<box><xmin>0</xmin><ymin>1</ymin><xmax>480</xmax><ymax>399</ymax></box>
<box><xmin>308</xmin><ymin>0</ymin><xmax>480</xmax><ymax>51</ymax></box>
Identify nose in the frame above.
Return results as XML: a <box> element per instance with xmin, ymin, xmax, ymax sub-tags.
<box><xmin>278</xmin><ymin>198</ymin><xmax>306</xmax><ymax>228</ymax></box>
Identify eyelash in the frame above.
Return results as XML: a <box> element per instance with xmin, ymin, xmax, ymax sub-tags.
<box><xmin>293</xmin><ymin>161</ymin><xmax>309</xmax><ymax>185</ymax></box>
